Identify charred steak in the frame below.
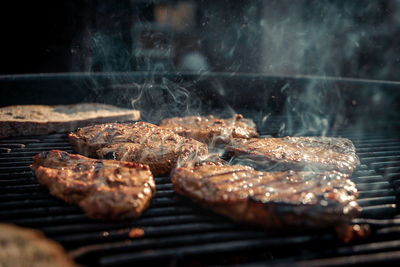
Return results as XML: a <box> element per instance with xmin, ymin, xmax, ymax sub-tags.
<box><xmin>159</xmin><ymin>114</ymin><xmax>259</xmax><ymax>144</ymax></box>
<box><xmin>68</xmin><ymin>121</ymin><xmax>208</xmax><ymax>176</ymax></box>
<box><xmin>226</xmin><ymin>136</ymin><xmax>360</xmax><ymax>175</ymax></box>
<box><xmin>172</xmin><ymin>164</ymin><xmax>360</xmax><ymax>229</ymax></box>
<box><xmin>30</xmin><ymin>150</ymin><xmax>155</xmax><ymax>220</ymax></box>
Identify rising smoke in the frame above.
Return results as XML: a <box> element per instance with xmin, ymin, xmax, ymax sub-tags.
<box><xmin>80</xmin><ymin>1</ymin><xmax>399</xmax><ymax>135</ymax></box>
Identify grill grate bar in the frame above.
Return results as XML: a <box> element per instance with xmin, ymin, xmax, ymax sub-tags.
<box><xmin>40</xmin><ymin>208</ymin><xmax>197</xmax><ymax>235</ymax></box>
<box><xmin>0</xmin><ymin>198</ymin><xmax>65</xmax><ymax>209</ymax></box>
<box><xmin>352</xmin><ymin>218</ymin><xmax>400</xmax><ymax>227</ymax></box>
<box><xmin>373</xmin><ymin>162</ymin><xmax>400</xmax><ymax>171</ymax></box>
<box><xmin>359</xmin><ymin>204</ymin><xmax>397</xmax><ymax>219</ymax></box>
<box><xmin>0</xmin><ymin>206</ymin><xmax>82</xmax><ymax>219</ymax></box>
<box><xmin>354</xmin><ymin>189</ymin><xmax>395</xmax><ymax>199</ymax></box>
<box><xmin>0</xmin><ymin>156</ymin><xmax>35</xmax><ymax>162</ymax></box>
<box><xmin>0</xmin><ymin>183</ymin><xmax>44</xmax><ymax>191</ymax></box>
<box><xmin>98</xmin><ymin>235</ymin><xmax>327</xmax><ymax>266</ymax></box>
<box><xmin>0</xmin><ymin>161</ymin><xmax>34</xmax><ymax>167</ymax></box>
<box><xmin>3</xmin><ymin>214</ymin><xmax>91</xmax><ymax>226</ymax></box>
<box><xmin>362</xmin><ymin>155</ymin><xmax>400</xmax><ymax>162</ymax></box>
<box><xmin>357</xmin><ymin>146</ymin><xmax>400</xmax><ymax>153</ymax></box>
<box><xmin>0</xmin><ymin>150</ymin><xmax>74</xmax><ymax>158</ymax></box>
<box><xmin>376</xmin><ymin>226</ymin><xmax>400</xmax><ymax>236</ymax></box>
<box><xmin>353</xmin><ymin>139</ymin><xmax>400</xmax><ymax>145</ymax></box>
<box><xmin>353</xmin><ymin>169</ymin><xmax>376</xmax><ymax>176</ymax></box>
<box><xmin>357</xmin><ymin>151</ymin><xmax>400</xmax><ymax>157</ymax></box>
<box><xmin>0</xmin><ymin>139</ymin><xmax>41</xmax><ymax>144</ymax></box>
<box><xmin>0</xmin><ymin>144</ymin><xmax>26</xmax><ymax>149</ymax></box>
<box><xmin>1</xmin><ymin>129</ymin><xmax>400</xmax><ymax>265</ymax></box>
<box><xmin>382</xmin><ymin>166</ymin><xmax>400</xmax><ymax>173</ymax></box>
<box><xmin>294</xmin><ymin>250</ymin><xmax>400</xmax><ymax>267</ymax></box>
<box><xmin>27</xmin><ymin>142</ymin><xmax>71</xmax><ymax>147</ymax></box>
<box><xmin>355</xmin><ymin>182</ymin><xmax>392</xmax><ymax>191</ymax></box>
<box><xmin>69</xmin><ymin>230</ymin><xmax>261</xmax><ymax>255</ymax></box>
<box><xmin>54</xmin><ymin>222</ymin><xmax>240</xmax><ymax>245</ymax></box>
<box><xmin>0</xmin><ymin>166</ymin><xmax>32</xmax><ymax>173</ymax></box>
<box><xmin>0</xmin><ymin>178</ymin><xmax>37</xmax><ymax>186</ymax></box>
<box><xmin>351</xmin><ymin>175</ymin><xmax>386</xmax><ymax>183</ymax></box>
<box><xmin>10</xmin><ymin>147</ymin><xmax>72</xmax><ymax>152</ymax></box>
<box><xmin>357</xmin><ymin>196</ymin><xmax>397</xmax><ymax>207</ymax></box>
<box><xmin>385</xmin><ymin>172</ymin><xmax>400</xmax><ymax>181</ymax></box>
<box><xmin>70</xmin><ymin>229</ymin><xmax>310</xmax><ymax>264</ymax></box>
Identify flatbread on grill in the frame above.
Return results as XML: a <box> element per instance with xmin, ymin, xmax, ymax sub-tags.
<box><xmin>0</xmin><ymin>103</ymin><xmax>140</xmax><ymax>139</ymax></box>
<box><xmin>69</xmin><ymin>121</ymin><xmax>208</xmax><ymax>176</ymax></box>
<box><xmin>159</xmin><ymin>114</ymin><xmax>259</xmax><ymax>144</ymax></box>
<box><xmin>172</xmin><ymin>164</ymin><xmax>360</xmax><ymax>229</ymax></box>
<box><xmin>30</xmin><ymin>150</ymin><xmax>155</xmax><ymax>220</ymax></box>
<box><xmin>226</xmin><ymin>136</ymin><xmax>360</xmax><ymax>175</ymax></box>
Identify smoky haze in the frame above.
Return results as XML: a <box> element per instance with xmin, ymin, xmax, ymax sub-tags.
<box><xmin>39</xmin><ymin>1</ymin><xmax>398</xmax><ymax>135</ymax></box>
<box><xmin>259</xmin><ymin>1</ymin><xmax>400</xmax><ymax>79</ymax></box>
<box><xmin>67</xmin><ymin>1</ymin><xmax>400</xmax><ymax>80</ymax></box>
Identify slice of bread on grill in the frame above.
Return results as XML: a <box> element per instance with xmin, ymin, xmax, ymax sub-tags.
<box><xmin>0</xmin><ymin>223</ymin><xmax>76</xmax><ymax>267</ymax></box>
<box><xmin>0</xmin><ymin>103</ymin><xmax>140</xmax><ymax>139</ymax></box>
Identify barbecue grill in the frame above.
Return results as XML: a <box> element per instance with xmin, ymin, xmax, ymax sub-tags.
<box><xmin>1</xmin><ymin>72</ymin><xmax>400</xmax><ymax>266</ymax></box>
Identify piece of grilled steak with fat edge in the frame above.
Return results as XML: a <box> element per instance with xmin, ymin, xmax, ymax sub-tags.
<box><xmin>226</xmin><ymin>136</ymin><xmax>360</xmax><ymax>175</ymax></box>
<box><xmin>30</xmin><ymin>150</ymin><xmax>155</xmax><ymax>220</ymax></box>
<box><xmin>68</xmin><ymin>121</ymin><xmax>208</xmax><ymax>176</ymax></box>
<box><xmin>159</xmin><ymin>114</ymin><xmax>259</xmax><ymax>145</ymax></box>
<box><xmin>172</xmin><ymin>163</ymin><xmax>360</xmax><ymax>230</ymax></box>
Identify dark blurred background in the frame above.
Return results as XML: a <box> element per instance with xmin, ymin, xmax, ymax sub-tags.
<box><xmin>1</xmin><ymin>0</ymin><xmax>399</xmax><ymax>80</ymax></box>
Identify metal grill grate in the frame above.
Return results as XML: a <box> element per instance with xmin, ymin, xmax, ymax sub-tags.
<box><xmin>1</xmin><ymin>124</ymin><xmax>400</xmax><ymax>266</ymax></box>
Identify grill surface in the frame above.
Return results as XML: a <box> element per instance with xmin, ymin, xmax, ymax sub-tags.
<box><xmin>1</xmin><ymin>117</ymin><xmax>400</xmax><ymax>266</ymax></box>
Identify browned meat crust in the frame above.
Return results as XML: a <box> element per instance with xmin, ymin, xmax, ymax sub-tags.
<box><xmin>68</xmin><ymin>122</ymin><xmax>143</xmax><ymax>157</ymax></box>
<box><xmin>30</xmin><ymin>150</ymin><xmax>155</xmax><ymax>220</ymax></box>
<box><xmin>159</xmin><ymin>114</ymin><xmax>259</xmax><ymax>144</ymax></box>
<box><xmin>0</xmin><ymin>224</ymin><xmax>76</xmax><ymax>267</ymax></box>
<box><xmin>69</xmin><ymin>122</ymin><xmax>208</xmax><ymax>176</ymax></box>
<box><xmin>172</xmin><ymin>164</ymin><xmax>359</xmax><ymax>229</ymax></box>
<box><xmin>226</xmin><ymin>136</ymin><xmax>360</xmax><ymax>175</ymax></box>
<box><xmin>97</xmin><ymin>141</ymin><xmax>208</xmax><ymax>177</ymax></box>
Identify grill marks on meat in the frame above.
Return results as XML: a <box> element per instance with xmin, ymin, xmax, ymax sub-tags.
<box><xmin>97</xmin><ymin>138</ymin><xmax>207</xmax><ymax>176</ymax></box>
<box><xmin>226</xmin><ymin>136</ymin><xmax>360</xmax><ymax>175</ymax></box>
<box><xmin>67</xmin><ymin>118</ymin><xmax>360</xmax><ymax>233</ymax></box>
<box><xmin>30</xmin><ymin>150</ymin><xmax>155</xmax><ymax>220</ymax></box>
<box><xmin>159</xmin><ymin>114</ymin><xmax>259</xmax><ymax>144</ymax></box>
<box><xmin>68</xmin><ymin>122</ymin><xmax>208</xmax><ymax>176</ymax></box>
<box><xmin>68</xmin><ymin>122</ymin><xmax>146</xmax><ymax>157</ymax></box>
<box><xmin>172</xmin><ymin>164</ymin><xmax>360</xmax><ymax>229</ymax></box>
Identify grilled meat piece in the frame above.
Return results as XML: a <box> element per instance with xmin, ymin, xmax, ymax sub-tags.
<box><xmin>97</xmin><ymin>140</ymin><xmax>208</xmax><ymax>176</ymax></box>
<box><xmin>68</xmin><ymin>122</ymin><xmax>147</xmax><ymax>157</ymax></box>
<box><xmin>226</xmin><ymin>137</ymin><xmax>360</xmax><ymax>175</ymax></box>
<box><xmin>159</xmin><ymin>114</ymin><xmax>259</xmax><ymax>144</ymax></box>
<box><xmin>69</xmin><ymin>122</ymin><xmax>208</xmax><ymax>176</ymax></box>
<box><xmin>172</xmin><ymin>164</ymin><xmax>360</xmax><ymax>229</ymax></box>
<box><xmin>0</xmin><ymin>224</ymin><xmax>76</xmax><ymax>267</ymax></box>
<box><xmin>30</xmin><ymin>150</ymin><xmax>155</xmax><ymax>220</ymax></box>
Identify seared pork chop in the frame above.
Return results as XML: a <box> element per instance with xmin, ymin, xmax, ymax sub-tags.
<box><xmin>159</xmin><ymin>114</ymin><xmax>259</xmax><ymax>144</ymax></box>
<box><xmin>226</xmin><ymin>137</ymin><xmax>360</xmax><ymax>175</ymax></box>
<box><xmin>68</xmin><ymin>122</ymin><xmax>208</xmax><ymax>176</ymax></box>
<box><xmin>30</xmin><ymin>150</ymin><xmax>155</xmax><ymax>220</ymax></box>
<box><xmin>172</xmin><ymin>164</ymin><xmax>359</xmax><ymax>229</ymax></box>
